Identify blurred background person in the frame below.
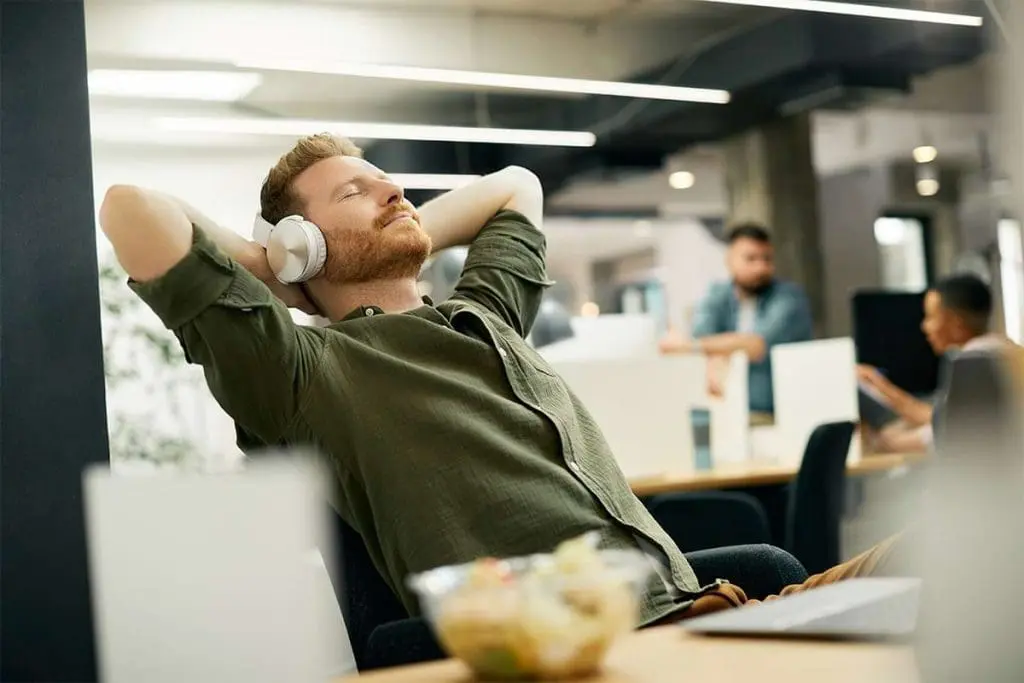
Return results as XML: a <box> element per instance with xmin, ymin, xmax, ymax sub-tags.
<box><xmin>659</xmin><ymin>223</ymin><xmax>813</xmax><ymax>418</ymax></box>
<box><xmin>859</xmin><ymin>273</ymin><xmax>1005</xmax><ymax>452</ymax></box>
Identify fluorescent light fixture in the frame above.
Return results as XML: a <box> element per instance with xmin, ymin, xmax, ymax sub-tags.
<box><xmin>88</xmin><ymin>70</ymin><xmax>262</xmax><ymax>101</ymax></box>
<box><xmin>389</xmin><ymin>174</ymin><xmax>480</xmax><ymax>190</ymax></box>
<box><xmin>155</xmin><ymin>117</ymin><xmax>597</xmax><ymax>147</ymax></box>
<box><xmin>233</xmin><ymin>59</ymin><xmax>731</xmax><ymax>104</ymax></box>
<box><xmin>913</xmin><ymin>145</ymin><xmax>938</xmax><ymax>163</ymax></box>
<box><xmin>696</xmin><ymin>0</ymin><xmax>983</xmax><ymax>26</ymax></box>
<box><xmin>915</xmin><ymin>162</ymin><xmax>940</xmax><ymax>196</ymax></box>
<box><xmin>916</xmin><ymin>178</ymin><xmax>940</xmax><ymax>196</ymax></box>
<box><xmin>669</xmin><ymin>171</ymin><xmax>696</xmax><ymax>189</ymax></box>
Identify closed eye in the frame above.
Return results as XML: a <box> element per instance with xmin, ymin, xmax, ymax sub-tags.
<box><xmin>336</xmin><ymin>188</ymin><xmax>363</xmax><ymax>202</ymax></box>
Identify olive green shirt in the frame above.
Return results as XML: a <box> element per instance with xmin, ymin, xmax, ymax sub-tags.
<box><xmin>130</xmin><ymin>209</ymin><xmax>699</xmax><ymax>625</ymax></box>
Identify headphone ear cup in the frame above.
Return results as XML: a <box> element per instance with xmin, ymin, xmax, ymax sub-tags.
<box><xmin>266</xmin><ymin>215</ymin><xmax>327</xmax><ymax>284</ymax></box>
<box><xmin>296</xmin><ymin>220</ymin><xmax>327</xmax><ymax>282</ymax></box>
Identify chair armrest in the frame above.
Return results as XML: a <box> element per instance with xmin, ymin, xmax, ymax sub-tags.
<box><xmin>362</xmin><ymin>617</ymin><xmax>446</xmax><ymax>671</ymax></box>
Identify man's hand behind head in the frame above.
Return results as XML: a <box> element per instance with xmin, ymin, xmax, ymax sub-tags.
<box><xmin>241</xmin><ymin>245</ymin><xmax>322</xmax><ymax>316</ymax></box>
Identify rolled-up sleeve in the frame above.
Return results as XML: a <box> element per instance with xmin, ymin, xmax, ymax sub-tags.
<box><xmin>755</xmin><ymin>285</ymin><xmax>813</xmax><ymax>347</ymax></box>
<box><xmin>691</xmin><ymin>287</ymin><xmax>724</xmax><ymax>338</ymax></box>
<box><xmin>128</xmin><ymin>226</ymin><xmax>325</xmax><ymax>443</ymax></box>
<box><xmin>452</xmin><ymin>209</ymin><xmax>554</xmax><ymax>337</ymax></box>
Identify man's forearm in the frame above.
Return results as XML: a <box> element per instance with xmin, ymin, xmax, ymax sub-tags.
<box><xmin>100</xmin><ymin>185</ymin><xmax>196</xmax><ymax>282</ymax></box>
<box><xmin>884</xmin><ymin>388</ymin><xmax>933</xmax><ymax>426</ymax></box>
<box><xmin>151</xmin><ymin>191</ymin><xmax>263</xmax><ymax>268</ymax></box>
<box><xmin>101</xmin><ymin>185</ymin><xmax>317</xmax><ymax>313</ymax></box>
<box><xmin>416</xmin><ymin>166</ymin><xmax>543</xmax><ymax>252</ymax></box>
<box><xmin>695</xmin><ymin>333</ymin><xmax>768</xmax><ymax>362</ymax></box>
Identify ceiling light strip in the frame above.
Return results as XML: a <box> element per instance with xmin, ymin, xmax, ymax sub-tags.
<box><xmin>697</xmin><ymin>0</ymin><xmax>983</xmax><ymax>27</ymax></box>
<box><xmin>155</xmin><ymin>117</ymin><xmax>597</xmax><ymax>147</ymax></box>
<box><xmin>88</xmin><ymin>69</ymin><xmax>263</xmax><ymax>101</ymax></box>
<box><xmin>234</xmin><ymin>59</ymin><xmax>731</xmax><ymax>104</ymax></box>
<box><xmin>389</xmin><ymin>174</ymin><xmax>481</xmax><ymax>190</ymax></box>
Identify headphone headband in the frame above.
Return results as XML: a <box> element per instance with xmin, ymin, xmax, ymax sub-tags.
<box><xmin>253</xmin><ymin>213</ymin><xmax>275</xmax><ymax>247</ymax></box>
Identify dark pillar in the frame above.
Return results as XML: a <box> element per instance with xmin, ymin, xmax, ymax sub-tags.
<box><xmin>722</xmin><ymin>113</ymin><xmax>826</xmax><ymax>333</ymax></box>
<box><xmin>1</xmin><ymin>1</ymin><xmax>109</xmax><ymax>680</ymax></box>
<box><xmin>817</xmin><ymin>167</ymin><xmax>888</xmax><ymax>337</ymax></box>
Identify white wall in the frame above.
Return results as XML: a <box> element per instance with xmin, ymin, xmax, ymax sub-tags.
<box><xmin>92</xmin><ymin>143</ymin><xmax>281</xmax><ymax>242</ymax></box>
<box><xmin>656</xmin><ymin>221</ymin><xmax>729</xmax><ymax>329</ymax></box>
<box><xmin>92</xmin><ymin>143</ymin><xmax>284</xmax><ymax>465</ymax></box>
<box><xmin>544</xmin><ymin>216</ymin><xmax>727</xmax><ymax>328</ymax></box>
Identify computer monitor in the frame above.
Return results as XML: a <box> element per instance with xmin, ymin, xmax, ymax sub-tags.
<box><xmin>851</xmin><ymin>290</ymin><xmax>940</xmax><ymax>397</ymax></box>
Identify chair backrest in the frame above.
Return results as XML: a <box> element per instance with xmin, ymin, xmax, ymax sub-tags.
<box><xmin>322</xmin><ymin>510</ymin><xmax>408</xmax><ymax>670</ymax></box>
<box><xmin>934</xmin><ymin>350</ymin><xmax>1021</xmax><ymax>454</ymax></box>
<box><xmin>647</xmin><ymin>491</ymin><xmax>771</xmax><ymax>554</ymax></box>
<box><xmin>785</xmin><ymin>421</ymin><xmax>856</xmax><ymax>575</ymax></box>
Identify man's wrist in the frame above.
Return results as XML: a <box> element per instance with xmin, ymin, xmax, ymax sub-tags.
<box><xmin>235</xmin><ymin>241</ymin><xmax>272</xmax><ymax>280</ymax></box>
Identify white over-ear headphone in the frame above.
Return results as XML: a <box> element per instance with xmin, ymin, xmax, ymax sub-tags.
<box><xmin>252</xmin><ymin>213</ymin><xmax>328</xmax><ymax>284</ymax></box>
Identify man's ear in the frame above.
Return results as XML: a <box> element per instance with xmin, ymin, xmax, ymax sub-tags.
<box><xmin>951</xmin><ymin>316</ymin><xmax>973</xmax><ymax>341</ymax></box>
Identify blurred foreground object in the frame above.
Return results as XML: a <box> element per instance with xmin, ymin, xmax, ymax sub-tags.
<box><xmin>408</xmin><ymin>533</ymin><xmax>652</xmax><ymax>680</ymax></box>
<box><xmin>914</xmin><ymin>348</ymin><xmax>1024</xmax><ymax>681</ymax></box>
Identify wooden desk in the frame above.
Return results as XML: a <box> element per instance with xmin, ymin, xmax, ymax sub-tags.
<box><xmin>342</xmin><ymin>626</ymin><xmax>918</xmax><ymax>682</ymax></box>
<box><xmin>629</xmin><ymin>452</ymin><xmax>928</xmax><ymax>498</ymax></box>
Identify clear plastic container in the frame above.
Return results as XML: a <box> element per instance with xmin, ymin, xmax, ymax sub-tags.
<box><xmin>407</xmin><ymin>536</ymin><xmax>653</xmax><ymax>680</ymax></box>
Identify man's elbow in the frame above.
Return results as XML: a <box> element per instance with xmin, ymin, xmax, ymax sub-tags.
<box><xmin>99</xmin><ymin>185</ymin><xmax>146</xmax><ymax>236</ymax></box>
<box><xmin>746</xmin><ymin>335</ymin><xmax>768</xmax><ymax>362</ymax></box>
<box><xmin>504</xmin><ymin>165</ymin><xmax>542</xmax><ymax>193</ymax></box>
<box><xmin>501</xmin><ymin>166</ymin><xmax>544</xmax><ymax>227</ymax></box>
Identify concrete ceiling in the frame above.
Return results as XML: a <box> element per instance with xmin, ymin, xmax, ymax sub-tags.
<box><xmin>86</xmin><ymin>0</ymin><xmax>993</xmax><ymax>213</ymax></box>
<box><xmin>550</xmin><ymin>57</ymin><xmax>995</xmax><ymax>215</ymax></box>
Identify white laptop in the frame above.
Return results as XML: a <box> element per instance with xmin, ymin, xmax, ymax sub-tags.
<box><xmin>83</xmin><ymin>455</ymin><xmax>352</xmax><ymax>683</ymax></box>
<box><xmin>683</xmin><ymin>578</ymin><xmax>921</xmax><ymax>641</ymax></box>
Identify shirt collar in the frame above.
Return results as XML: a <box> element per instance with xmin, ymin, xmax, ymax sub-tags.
<box><xmin>339</xmin><ymin>296</ymin><xmax>436</xmax><ymax>323</ymax></box>
<box><xmin>963</xmin><ymin>333</ymin><xmax>1006</xmax><ymax>352</ymax></box>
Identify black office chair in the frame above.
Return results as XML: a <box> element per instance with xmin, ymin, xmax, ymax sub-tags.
<box><xmin>324</xmin><ymin>511</ymin><xmax>808</xmax><ymax>671</ymax></box>
<box><xmin>322</xmin><ymin>511</ymin><xmax>444</xmax><ymax>671</ymax></box>
<box><xmin>784</xmin><ymin>421</ymin><xmax>856</xmax><ymax>575</ymax></box>
<box><xmin>530</xmin><ymin>298</ymin><xmax>575</xmax><ymax>348</ymax></box>
<box><xmin>647</xmin><ymin>491</ymin><xmax>771</xmax><ymax>553</ymax></box>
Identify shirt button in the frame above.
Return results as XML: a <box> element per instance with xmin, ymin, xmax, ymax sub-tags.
<box><xmin>365</xmin><ymin>309</ymin><xmax>375</xmax><ymax>317</ymax></box>
<box><xmin>569</xmin><ymin>462</ymin><xmax>581</xmax><ymax>474</ymax></box>
<box><xmin>498</xmin><ymin>348</ymin><xmax>508</xmax><ymax>358</ymax></box>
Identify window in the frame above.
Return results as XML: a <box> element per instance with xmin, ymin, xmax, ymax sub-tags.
<box><xmin>874</xmin><ymin>217</ymin><xmax>929</xmax><ymax>292</ymax></box>
<box><xmin>998</xmin><ymin>219</ymin><xmax>1023</xmax><ymax>344</ymax></box>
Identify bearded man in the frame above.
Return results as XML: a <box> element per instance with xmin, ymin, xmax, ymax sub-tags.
<box><xmin>99</xmin><ymin>133</ymin><xmax>904</xmax><ymax>630</ymax></box>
